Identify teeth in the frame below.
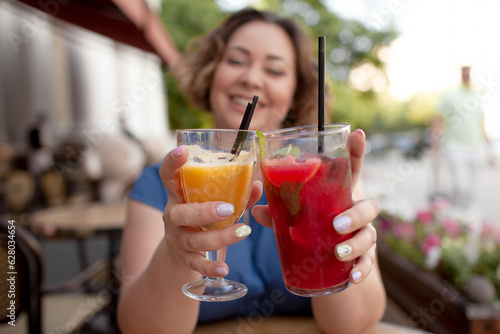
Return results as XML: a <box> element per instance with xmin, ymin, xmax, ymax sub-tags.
<box><xmin>232</xmin><ymin>97</ymin><xmax>249</xmax><ymax>107</ymax></box>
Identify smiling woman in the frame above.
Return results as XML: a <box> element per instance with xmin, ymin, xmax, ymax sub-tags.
<box><xmin>118</xmin><ymin>8</ymin><xmax>385</xmax><ymax>334</ymax></box>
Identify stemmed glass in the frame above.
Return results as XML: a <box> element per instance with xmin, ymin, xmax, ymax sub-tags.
<box><xmin>176</xmin><ymin>129</ymin><xmax>257</xmax><ymax>302</ymax></box>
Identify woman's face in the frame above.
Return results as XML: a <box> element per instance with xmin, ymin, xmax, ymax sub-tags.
<box><xmin>209</xmin><ymin>21</ymin><xmax>297</xmax><ymax>131</ymax></box>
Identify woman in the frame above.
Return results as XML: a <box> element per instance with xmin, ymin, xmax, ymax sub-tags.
<box><xmin>118</xmin><ymin>8</ymin><xmax>385</xmax><ymax>334</ymax></box>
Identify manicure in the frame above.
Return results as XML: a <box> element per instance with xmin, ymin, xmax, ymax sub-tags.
<box><xmin>215</xmin><ymin>267</ymin><xmax>228</xmax><ymax>276</ymax></box>
<box><xmin>334</xmin><ymin>216</ymin><xmax>351</xmax><ymax>233</ymax></box>
<box><xmin>173</xmin><ymin>145</ymin><xmax>185</xmax><ymax>157</ymax></box>
<box><xmin>352</xmin><ymin>271</ymin><xmax>362</xmax><ymax>282</ymax></box>
<box><xmin>216</xmin><ymin>203</ymin><xmax>234</xmax><ymax>217</ymax></box>
<box><xmin>235</xmin><ymin>225</ymin><xmax>252</xmax><ymax>238</ymax></box>
<box><xmin>337</xmin><ymin>244</ymin><xmax>352</xmax><ymax>258</ymax></box>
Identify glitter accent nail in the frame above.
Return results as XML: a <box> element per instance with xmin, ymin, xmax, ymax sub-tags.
<box><xmin>337</xmin><ymin>244</ymin><xmax>352</xmax><ymax>258</ymax></box>
<box><xmin>352</xmin><ymin>271</ymin><xmax>362</xmax><ymax>282</ymax></box>
<box><xmin>235</xmin><ymin>225</ymin><xmax>252</xmax><ymax>238</ymax></box>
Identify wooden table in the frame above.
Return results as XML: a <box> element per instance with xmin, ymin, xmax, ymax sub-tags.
<box><xmin>30</xmin><ymin>201</ymin><xmax>126</xmax><ymax>238</ymax></box>
<box><xmin>30</xmin><ymin>201</ymin><xmax>127</xmax><ymax>332</ymax></box>
<box><xmin>194</xmin><ymin>316</ymin><xmax>431</xmax><ymax>333</ymax></box>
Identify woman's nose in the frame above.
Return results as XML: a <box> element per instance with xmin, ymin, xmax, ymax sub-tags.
<box><xmin>239</xmin><ymin>65</ymin><xmax>263</xmax><ymax>88</ymax></box>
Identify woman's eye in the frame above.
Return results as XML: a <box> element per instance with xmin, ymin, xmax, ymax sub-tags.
<box><xmin>267</xmin><ymin>68</ymin><xmax>285</xmax><ymax>76</ymax></box>
<box><xmin>227</xmin><ymin>58</ymin><xmax>245</xmax><ymax>65</ymax></box>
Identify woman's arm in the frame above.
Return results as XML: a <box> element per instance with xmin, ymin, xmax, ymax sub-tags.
<box><xmin>117</xmin><ymin>200</ymin><xmax>201</xmax><ymax>334</ymax></box>
<box><xmin>312</xmin><ymin>259</ymin><xmax>386</xmax><ymax>334</ymax></box>
<box><xmin>118</xmin><ymin>146</ymin><xmax>263</xmax><ymax>333</ymax></box>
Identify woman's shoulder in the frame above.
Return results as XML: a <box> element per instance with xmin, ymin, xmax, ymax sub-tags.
<box><xmin>129</xmin><ymin>161</ymin><xmax>168</xmax><ymax>211</ymax></box>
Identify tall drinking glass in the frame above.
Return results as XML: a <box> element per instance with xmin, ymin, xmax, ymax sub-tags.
<box><xmin>177</xmin><ymin>129</ymin><xmax>257</xmax><ymax>302</ymax></box>
<box><xmin>258</xmin><ymin>124</ymin><xmax>354</xmax><ymax>297</ymax></box>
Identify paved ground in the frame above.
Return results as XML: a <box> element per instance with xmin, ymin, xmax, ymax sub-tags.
<box><xmin>362</xmin><ymin>148</ymin><xmax>500</xmax><ymax>227</ymax></box>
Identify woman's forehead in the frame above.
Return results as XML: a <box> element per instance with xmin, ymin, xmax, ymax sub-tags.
<box><xmin>225</xmin><ymin>21</ymin><xmax>296</xmax><ymax>62</ymax></box>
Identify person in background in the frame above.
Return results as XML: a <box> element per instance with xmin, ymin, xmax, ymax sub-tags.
<box><xmin>118</xmin><ymin>8</ymin><xmax>385</xmax><ymax>334</ymax></box>
<box><xmin>431</xmin><ymin>66</ymin><xmax>489</xmax><ymax>209</ymax></box>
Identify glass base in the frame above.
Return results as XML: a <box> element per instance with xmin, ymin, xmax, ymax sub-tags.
<box><xmin>182</xmin><ymin>278</ymin><xmax>248</xmax><ymax>302</ymax></box>
<box><xmin>285</xmin><ymin>280</ymin><xmax>351</xmax><ymax>297</ymax></box>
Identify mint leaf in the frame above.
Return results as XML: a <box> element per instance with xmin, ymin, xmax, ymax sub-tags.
<box><xmin>256</xmin><ymin>130</ymin><xmax>266</xmax><ymax>158</ymax></box>
<box><xmin>280</xmin><ymin>181</ymin><xmax>303</xmax><ymax>216</ymax></box>
<box><xmin>274</xmin><ymin>144</ymin><xmax>301</xmax><ymax>158</ymax></box>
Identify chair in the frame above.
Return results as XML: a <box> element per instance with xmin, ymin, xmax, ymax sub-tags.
<box><xmin>0</xmin><ymin>219</ymin><xmax>110</xmax><ymax>333</ymax></box>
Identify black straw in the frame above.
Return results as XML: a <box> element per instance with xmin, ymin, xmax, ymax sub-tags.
<box><xmin>318</xmin><ymin>36</ymin><xmax>325</xmax><ymax>153</ymax></box>
<box><xmin>231</xmin><ymin>95</ymin><xmax>259</xmax><ymax>157</ymax></box>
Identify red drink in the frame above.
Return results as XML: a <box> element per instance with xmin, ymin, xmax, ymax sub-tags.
<box><xmin>261</xmin><ymin>154</ymin><xmax>353</xmax><ymax>296</ymax></box>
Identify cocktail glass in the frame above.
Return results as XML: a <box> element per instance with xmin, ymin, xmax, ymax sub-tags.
<box><xmin>258</xmin><ymin>124</ymin><xmax>354</xmax><ymax>297</ymax></box>
<box><xmin>177</xmin><ymin>129</ymin><xmax>257</xmax><ymax>302</ymax></box>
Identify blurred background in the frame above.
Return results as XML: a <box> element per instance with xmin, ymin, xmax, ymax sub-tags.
<box><xmin>0</xmin><ymin>0</ymin><xmax>499</xmax><ymax>333</ymax></box>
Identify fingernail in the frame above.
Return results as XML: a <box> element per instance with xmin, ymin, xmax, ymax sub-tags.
<box><xmin>235</xmin><ymin>225</ymin><xmax>252</xmax><ymax>238</ymax></box>
<box><xmin>337</xmin><ymin>244</ymin><xmax>352</xmax><ymax>258</ymax></box>
<box><xmin>216</xmin><ymin>203</ymin><xmax>234</xmax><ymax>217</ymax></box>
<box><xmin>173</xmin><ymin>145</ymin><xmax>185</xmax><ymax>157</ymax></box>
<box><xmin>356</xmin><ymin>129</ymin><xmax>366</xmax><ymax>140</ymax></box>
<box><xmin>216</xmin><ymin>267</ymin><xmax>228</xmax><ymax>276</ymax></box>
<box><xmin>333</xmin><ymin>216</ymin><xmax>351</xmax><ymax>233</ymax></box>
<box><xmin>352</xmin><ymin>270</ymin><xmax>362</xmax><ymax>282</ymax></box>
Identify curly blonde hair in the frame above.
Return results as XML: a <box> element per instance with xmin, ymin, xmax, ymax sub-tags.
<box><xmin>174</xmin><ymin>8</ymin><xmax>331</xmax><ymax>128</ymax></box>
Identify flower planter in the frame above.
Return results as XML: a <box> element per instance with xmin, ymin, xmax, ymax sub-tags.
<box><xmin>378</xmin><ymin>242</ymin><xmax>500</xmax><ymax>334</ymax></box>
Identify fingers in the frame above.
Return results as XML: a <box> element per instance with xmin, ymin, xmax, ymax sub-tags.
<box><xmin>178</xmin><ymin>249</ymin><xmax>230</xmax><ymax>278</ymax></box>
<box><xmin>350</xmin><ymin>243</ymin><xmax>377</xmax><ymax>284</ymax></box>
<box><xmin>164</xmin><ymin>181</ymin><xmax>263</xmax><ymax>228</ymax></box>
<box><xmin>247</xmin><ymin>181</ymin><xmax>264</xmax><ymax>207</ymax></box>
<box><xmin>160</xmin><ymin>145</ymin><xmax>188</xmax><ymax>202</ymax></box>
<box><xmin>251</xmin><ymin>205</ymin><xmax>272</xmax><ymax>228</ymax></box>
<box><xmin>167</xmin><ymin>223</ymin><xmax>251</xmax><ymax>277</ymax></box>
<box><xmin>348</xmin><ymin>129</ymin><xmax>366</xmax><ymax>189</ymax></box>
<box><xmin>334</xmin><ymin>224</ymin><xmax>377</xmax><ymax>284</ymax></box>
<box><xmin>333</xmin><ymin>199</ymin><xmax>379</xmax><ymax>235</ymax></box>
<box><xmin>332</xmin><ymin>198</ymin><xmax>379</xmax><ymax>284</ymax></box>
<box><xmin>176</xmin><ymin>223</ymin><xmax>252</xmax><ymax>253</ymax></box>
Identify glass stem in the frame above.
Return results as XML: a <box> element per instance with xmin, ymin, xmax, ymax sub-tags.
<box><xmin>205</xmin><ymin>247</ymin><xmax>227</xmax><ymax>282</ymax></box>
<box><xmin>205</xmin><ymin>250</ymin><xmax>218</xmax><ymax>281</ymax></box>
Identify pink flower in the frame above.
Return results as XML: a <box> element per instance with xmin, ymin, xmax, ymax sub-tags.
<box><xmin>442</xmin><ymin>219</ymin><xmax>461</xmax><ymax>238</ymax></box>
<box><xmin>421</xmin><ymin>233</ymin><xmax>441</xmax><ymax>255</ymax></box>
<box><xmin>379</xmin><ymin>219</ymin><xmax>391</xmax><ymax>232</ymax></box>
<box><xmin>416</xmin><ymin>210</ymin><xmax>434</xmax><ymax>226</ymax></box>
<box><xmin>393</xmin><ymin>223</ymin><xmax>416</xmax><ymax>242</ymax></box>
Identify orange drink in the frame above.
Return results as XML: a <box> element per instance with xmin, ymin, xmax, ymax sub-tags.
<box><xmin>176</xmin><ymin>129</ymin><xmax>257</xmax><ymax>302</ymax></box>
<box><xmin>181</xmin><ymin>162</ymin><xmax>254</xmax><ymax>229</ymax></box>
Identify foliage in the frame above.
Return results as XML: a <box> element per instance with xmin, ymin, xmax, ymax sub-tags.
<box><xmin>375</xmin><ymin>196</ymin><xmax>500</xmax><ymax>301</ymax></box>
<box><xmin>159</xmin><ymin>0</ymin><xmax>407</xmax><ymax>131</ymax></box>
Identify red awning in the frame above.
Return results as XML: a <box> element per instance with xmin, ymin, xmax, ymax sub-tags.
<box><xmin>15</xmin><ymin>0</ymin><xmax>180</xmax><ymax>66</ymax></box>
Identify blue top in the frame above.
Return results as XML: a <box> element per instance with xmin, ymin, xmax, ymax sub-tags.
<box><xmin>129</xmin><ymin>162</ymin><xmax>312</xmax><ymax>323</ymax></box>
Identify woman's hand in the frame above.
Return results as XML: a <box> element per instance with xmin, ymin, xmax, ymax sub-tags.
<box><xmin>159</xmin><ymin>145</ymin><xmax>263</xmax><ymax>278</ymax></box>
<box><xmin>252</xmin><ymin>129</ymin><xmax>379</xmax><ymax>284</ymax></box>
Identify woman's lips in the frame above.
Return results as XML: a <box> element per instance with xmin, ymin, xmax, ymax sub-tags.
<box><xmin>229</xmin><ymin>96</ymin><xmax>265</xmax><ymax>111</ymax></box>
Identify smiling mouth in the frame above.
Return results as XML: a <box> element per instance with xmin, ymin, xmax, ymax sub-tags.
<box><xmin>231</xmin><ymin>96</ymin><xmax>251</xmax><ymax>107</ymax></box>
<box><xmin>231</xmin><ymin>96</ymin><xmax>264</xmax><ymax>109</ymax></box>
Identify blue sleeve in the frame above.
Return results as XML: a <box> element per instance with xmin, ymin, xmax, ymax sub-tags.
<box><xmin>129</xmin><ymin>161</ymin><xmax>168</xmax><ymax>211</ymax></box>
